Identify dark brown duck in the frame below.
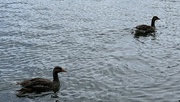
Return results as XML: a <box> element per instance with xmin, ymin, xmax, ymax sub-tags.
<box><xmin>16</xmin><ymin>66</ymin><xmax>66</xmax><ymax>97</ymax></box>
<box><xmin>134</xmin><ymin>16</ymin><xmax>160</xmax><ymax>37</ymax></box>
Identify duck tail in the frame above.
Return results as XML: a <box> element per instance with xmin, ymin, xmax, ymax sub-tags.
<box><xmin>16</xmin><ymin>82</ymin><xmax>21</xmax><ymax>85</ymax></box>
<box><xmin>16</xmin><ymin>88</ymin><xmax>33</xmax><ymax>97</ymax></box>
<box><xmin>17</xmin><ymin>88</ymin><xmax>32</xmax><ymax>94</ymax></box>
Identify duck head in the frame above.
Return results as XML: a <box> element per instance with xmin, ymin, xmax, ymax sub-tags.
<box><xmin>54</xmin><ymin>66</ymin><xmax>66</xmax><ymax>73</ymax></box>
<box><xmin>152</xmin><ymin>16</ymin><xmax>160</xmax><ymax>21</ymax></box>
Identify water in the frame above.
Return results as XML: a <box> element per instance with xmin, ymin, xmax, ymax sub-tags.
<box><xmin>0</xmin><ymin>0</ymin><xmax>180</xmax><ymax>102</ymax></box>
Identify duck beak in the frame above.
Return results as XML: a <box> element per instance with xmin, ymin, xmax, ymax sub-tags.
<box><xmin>61</xmin><ymin>68</ymin><xmax>66</xmax><ymax>72</ymax></box>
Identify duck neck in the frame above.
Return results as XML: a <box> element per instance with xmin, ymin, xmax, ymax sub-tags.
<box><xmin>53</xmin><ymin>71</ymin><xmax>59</xmax><ymax>82</ymax></box>
<box><xmin>151</xmin><ymin>19</ymin><xmax>155</xmax><ymax>27</ymax></box>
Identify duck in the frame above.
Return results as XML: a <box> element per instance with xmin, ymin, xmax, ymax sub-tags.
<box><xmin>134</xmin><ymin>16</ymin><xmax>160</xmax><ymax>37</ymax></box>
<box><xmin>16</xmin><ymin>66</ymin><xmax>66</xmax><ymax>97</ymax></box>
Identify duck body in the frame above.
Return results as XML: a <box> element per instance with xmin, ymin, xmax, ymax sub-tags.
<box><xmin>17</xmin><ymin>78</ymin><xmax>58</xmax><ymax>94</ymax></box>
<box><xmin>134</xmin><ymin>16</ymin><xmax>160</xmax><ymax>37</ymax></box>
<box><xmin>16</xmin><ymin>66</ymin><xmax>66</xmax><ymax>96</ymax></box>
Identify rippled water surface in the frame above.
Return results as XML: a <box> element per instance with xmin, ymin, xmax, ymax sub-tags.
<box><xmin>1</xmin><ymin>0</ymin><xmax>180</xmax><ymax>102</ymax></box>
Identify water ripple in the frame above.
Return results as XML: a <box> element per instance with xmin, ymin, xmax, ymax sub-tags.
<box><xmin>0</xmin><ymin>0</ymin><xmax>180</xmax><ymax>102</ymax></box>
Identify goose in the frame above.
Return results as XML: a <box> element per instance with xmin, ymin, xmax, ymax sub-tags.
<box><xmin>16</xmin><ymin>66</ymin><xmax>66</xmax><ymax>97</ymax></box>
<box><xmin>134</xmin><ymin>16</ymin><xmax>160</xmax><ymax>37</ymax></box>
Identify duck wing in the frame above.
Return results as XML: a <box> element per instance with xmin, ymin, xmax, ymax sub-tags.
<box><xmin>18</xmin><ymin>78</ymin><xmax>54</xmax><ymax>93</ymax></box>
<box><xmin>135</xmin><ymin>25</ymin><xmax>153</xmax><ymax>31</ymax></box>
<box><xmin>18</xmin><ymin>78</ymin><xmax>52</xmax><ymax>87</ymax></box>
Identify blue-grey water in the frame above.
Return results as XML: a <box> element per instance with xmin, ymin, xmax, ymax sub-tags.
<box><xmin>0</xmin><ymin>0</ymin><xmax>180</xmax><ymax>102</ymax></box>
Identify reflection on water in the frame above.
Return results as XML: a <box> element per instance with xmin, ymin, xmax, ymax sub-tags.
<box><xmin>0</xmin><ymin>0</ymin><xmax>180</xmax><ymax>102</ymax></box>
